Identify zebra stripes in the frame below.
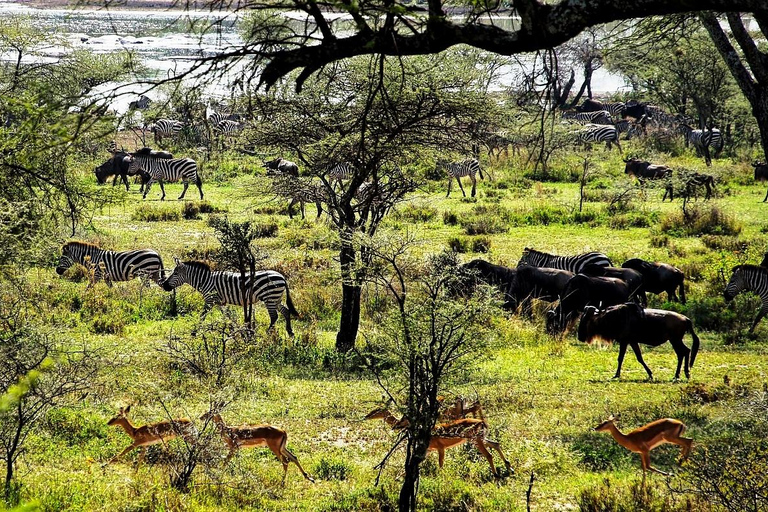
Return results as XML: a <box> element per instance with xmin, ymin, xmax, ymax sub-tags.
<box><xmin>679</xmin><ymin>125</ymin><xmax>723</xmax><ymax>165</ymax></box>
<box><xmin>517</xmin><ymin>248</ymin><xmax>612</xmax><ymax>273</ymax></box>
<box><xmin>327</xmin><ymin>162</ymin><xmax>356</xmax><ymax>184</ymax></box>
<box><xmin>161</xmin><ymin>259</ymin><xmax>298</xmax><ymax>336</ymax></box>
<box><xmin>271</xmin><ymin>174</ymin><xmax>325</xmax><ymax>219</ymax></box>
<box><xmin>563</xmin><ymin>110</ymin><xmax>613</xmax><ymax>125</ymax></box>
<box><xmin>148</xmin><ymin>119</ymin><xmax>184</xmax><ymax>146</ymax></box>
<box><xmin>126</xmin><ymin>150</ymin><xmax>203</xmax><ymax>200</ymax></box>
<box><xmin>579</xmin><ymin>101</ymin><xmax>625</xmax><ymax>118</ymax></box>
<box><xmin>577</xmin><ymin>124</ymin><xmax>622</xmax><ymax>153</ymax></box>
<box><xmin>724</xmin><ymin>265</ymin><xmax>768</xmax><ymax>333</ymax></box>
<box><xmin>614</xmin><ymin>120</ymin><xmax>645</xmax><ymax>140</ymax></box>
<box><xmin>56</xmin><ymin>241</ymin><xmax>163</xmax><ymax>285</ymax></box>
<box><xmin>213</xmin><ymin>119</ymin><xmax>242</xmax><ymax>135</ymax></box>
<box><xmin>439</xmin><ymin>158</ymin><xmax>483</xmax><ymax>198</ymax></box>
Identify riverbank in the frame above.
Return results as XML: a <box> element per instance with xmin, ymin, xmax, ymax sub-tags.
<box><xmin>14</xmin><ymin>0</ymin><xmax>231</xmax><ymax>11</ymax></box>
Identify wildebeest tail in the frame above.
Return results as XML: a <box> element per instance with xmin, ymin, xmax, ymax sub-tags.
<box><xmin>688</xmin><ymin>319</ymin><xmax>699</xmax><ymax>367</ymax></box>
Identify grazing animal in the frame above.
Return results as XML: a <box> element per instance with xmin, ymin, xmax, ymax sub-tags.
<box><xmin>664</xmin><ymin>172</ymin><xmax>715</xmax><ymax>201</ymax></box>
<box><xmin>161</xmin><ymin>259</ymin><xmax>298</xmax><ymax>336</ymax></box>
<box><xmin>199</xmin><ymin>410</ymin><xmax>314</xmax><ymax>484</ymax></box>
<box><xmin>264</xmin><ymin>157</ymin><xmax>300</xmax><ymax>177</ymax></box>
<box><xmin>458</xmin><ymin>259</ymin><xmax>518</xmax><ymax>309</ymax></box>
<box><xmin>678</xmin><ymin>125</ymin><xmax>723</xmax><ymax>166</ymax></box>
<box><xmin>326</xmin><ymin>162</ymin><xmax>356</xmax><ymax>185</ymax></box>
<box><xmin>106</xmin><ymin>406</ymin><xmax>196</xmax><ymax>467</ymax></box>
<box><xmin>438</xmin><ymin>158</ymin><xmax>484</xmax><ymax>198</ymax></box>
<box><xmin>623</xmin><ymin>158</ymin><xmax>672</xmax><ymax>182</ymax></box>
<box><xmin>577</xmin><ymin>124</ymin><xmax>622</xmax><ymax>153</ymax></box>
<box><xmin>56</xmin><ymin>241</ymin><xmax>163</xmax><ymax>285</ymax></box>
<box><xmin>147</xmin><ymin>119</ymin><xmax>184</xmax><ymax>146</ymax></box>
<box><xmin>580</xmin><ymin>264</ymin><xmax>645</xmax><ymax>305</ymax></box>
<box><xmin>213</xmin><ymin>119</ymin><xmax>242</xmax><ymax>136</ymax></box>
<box><xmin>594</xmin><ymin>415</ymin><xmax>692</xmax><ymax>484</ymax></box>
<box><xmin>509</xmin><ymin>265</ymin><xmax>574</xmax><ymax>313</ymax></box>
<box><xmin>562</xmin><ymin>110</ymin><xmax>613</xmax><ymax>125</ymax></box>
<box><xmin>621</xmin><ymin>259</ymin><xmax>685</xmax><ymax>303</ymax></box>
<box><xmin>724</xmin><ymin>264</ymin><xmax>768</xmax><ymax>333</ymax></box>
<box><xmin>126</xmin><ymin>149</ymin><xmax>203</xmax><ymax>200</ymax></box>
<box><xmin>479</xmin><ymin>131</ymin><xmax>513</xmax><ymax>159</ymax></box>
<box><xmin>517</xmin><ymin>248</ymin><xmax>611</xmax><ymax>273</ymax></box>
<box><xmin>752</xmin><ymin>161</ymin><xmax>768</xmax><ymax>202</ymax></box>
<box><xmin>365</xmin><ymin>407</ymin><xmax>511</xmax><ymax>477</ymax></box>
<box><xmin>614</xmin><ymin>118</ymin><xmax>646</xmax><ymax>140</ymax></box>
<box><xmin>547</xmin><ymin>275</ymin><xmax>631</xmax><ymax>333</ymax></box>
<box><xmin>578</xmin><ymin>303</ymin><xmax>699</xmax><ymax>380</ymax></box>
<box><xmin>94</xmin><ymin>151</ymin><xmax>131</xmax><ymax>191</ymax></box>
<box><xmin>128</xmin><ymin>95</ymin><xmax>152</xmax><ymax>110</ymax></box>
<box><xmin>622</xmin><ymin>100</ymin><xmax>649</xmax><ymax>120</ymax></box>
<box><xmin>576</xmin><ymin>99</ymin><xmax>626</xmax><ymax>118</ymax></box>
<box><xmin>271</xmin><ymin>175</ymin><xmax>325</xmax><ymax>220</ymax></box>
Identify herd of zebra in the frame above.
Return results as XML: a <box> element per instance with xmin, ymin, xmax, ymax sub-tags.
<box><xmin>144</xmin><ymin>108</ymin><xmax>244</xmax><ymax>148</ymax></box>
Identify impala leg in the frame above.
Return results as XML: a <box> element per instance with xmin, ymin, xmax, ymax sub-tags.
<box><xmin>474</xmin><ymin>440</ymin><xmax>498</xmax><ymax>477</ymax></box>
<box><xmin>281</xmin><ymin>446</ymin><xmax>315</xmax><ymax>483</ymax></box>
<box><xmin>614</xmin><ymin>343</ymin><xmax>628</xmax><ymax>379</ymax></box>
<box><xmin>135</xmin><ymin>446</ymin><xmax>147</xmax><ymax>471</ymax></box>
<box><xmin>484</xmin><ymin>439</ymin><xmax>512</xmax><ymax>472</ymax></box>
<box><xmin>630</xmin><ymin>343</ymin><xmax>654</xmax><ymax>381</ymax></box>
<box><xmin>437</xmin><ymin>446</ymin><xmax>445</xmax><ymax>468</ymax></box>
<box><xmin>107</xmin><ymin>442</ymin><xmax>139</xmax><ymax>465</ymax></box>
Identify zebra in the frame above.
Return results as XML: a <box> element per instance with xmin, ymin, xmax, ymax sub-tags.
<box><xmin>437</xmin><ymin>158</ymin><xmax>483</xmax><ymax>198</ymax></box>
<box><xmin>271</xmin><ymin>174</ymin><xmax>325</xmax><ymax>219</ymax></box>
<box><xmin>213</xmin><ymin>119</ymin><xmax>243</xmax><ymax>136</ymax></box>
<box><xmin>326</xmin><ymin>162</ymin><xmax>355</xmax><ymax>185</ymax></box>
<box><xmin>55</xmin><ymin>240</ymin><xmax>163</xmax><ymax>285</ymax></box>
<box><xmin>161</xmin><ymin>259</ymin><xmax>299</xmax><ymax>336</ymax></box>
<box><xmin>106</xmin><ymin>140</ymin><xmax>120</xmax><ymax>154</ymax></box>
<box><xmin>576</xmin><ymin>124</ymin><xmax>622</xmax><ymax>153</ymax></box>
<box><xmin>517</xmin><ymin>248</ymin><xmax>612</xmax><ymax>273</ymax></box>
<box><xmin>724</xmin><ymin>265</ymin><xmax>768</xmax><ymax>333</ymax></box>
<box><xmin>615</xmin><ymin>118</ymin><xmax>647</xmax><ymax>140</ymax></box>
<box><xmin>147</xmin><ymin>119</ymin><xmax>184</xmax><ymax>146</ymax></box>
<box><xmin>562</xmin><ymin>110</ymin><xmax>613</xmax><ymax>125</ymax></box>
<box><xmin>128</xmin><ymin>95</ymin><xmax>152</xmax><ymax>110</ymax></box>
<box><xmin>577</xmin><ymin>100</ymin><xmax>626</xmax><ymax>118</ymax></box>
<box><xmin>126</xmin><ymin>149</ymin><xmax>203</xmax><ymax>200</ymax></box>
<box><xmin>678</xmin><ymin>125</ymin><xmax>723</xmax><ymax>166</ymax></box>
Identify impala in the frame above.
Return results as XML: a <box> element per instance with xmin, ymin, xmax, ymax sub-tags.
<box><xmin>105</xmin><ymin>405</ymin><xmax>196</xmax><ymax>467</ymax></box>
<box><xmin>200</xmin><ymin>410</ymin><xmax>315</xmax><ymax>484</ymax></box>
<box><xmin>365</xmin><ymin>406</ymin><xmax>512</xmax><ymax>477</ymax></box>
<box><xmin>595</xmin><ymin>415</ymin><xmax>692</xmax><ymax>484</ymax></box>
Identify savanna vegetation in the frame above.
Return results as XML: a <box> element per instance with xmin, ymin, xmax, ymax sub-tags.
<box><xmin>4</xmin><ymin>6</ymin><xmax>768</xmax><ymax>512</ymax></box>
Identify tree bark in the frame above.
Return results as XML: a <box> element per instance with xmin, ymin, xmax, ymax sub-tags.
<box><xmin>336</xmin><ymin>239</ymin><xmax>361</xmax><ymax>352</ymax></box>
<box><xmin>398</xmin><ymin>437</ymin><xmax>429</xmax><ymax>512</ymax></box>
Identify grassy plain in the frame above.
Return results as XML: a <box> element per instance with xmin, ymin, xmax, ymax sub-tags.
<box><xmin>15</xmin><ymin>142</ymin><xmax>768</xmax><ymax>511</ymax></box>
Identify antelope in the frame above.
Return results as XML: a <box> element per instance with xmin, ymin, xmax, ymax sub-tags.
<box><xmin>199</xmin><ymin>410</ymin><xmax>315</xmax><ymax>484</ymax></box>
<box><xmin>440</xmin><ymin>397</ymin><xmax>485</xmax><ymax>421</ymax></box>
<box><xmin>595</xmin><ymin>415</ymin><xmax>692</xmax><ymax>484</ymax></box>
<box><xmin>105</xmin><ymin>406</ymin><xmax>196</xmax><ymax>467</ymax></box>
<box><xmin>365</xmin><ymin>407</ymin><xmax>512</xmax><ymax>477</ymax></box>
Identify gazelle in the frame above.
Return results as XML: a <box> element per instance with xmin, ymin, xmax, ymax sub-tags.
<box><xmin>199</xmin><ymin>411</ymin><xmax>315</xmax><ymax>484</ymax></box>
<box><xmin>105</xmin><ymin>406</ymin><xmax>196</xmax><ymax>467</ymax></box>
<box><xmin>595</xmin><ymin>415</ymin><xmax>693</xmax><ymax>484</ymax></box>
<box><xmin>441</xmin><ymin>397</ymin><xmax>485</xmax><ymax>421</ymax></box>
<box><xmin>365</xmin><ymin>407</ymin><xmax>512</xmax><ymax>477</ymax></box>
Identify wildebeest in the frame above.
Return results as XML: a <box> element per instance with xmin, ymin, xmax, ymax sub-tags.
<box><xmin>622</xmin><ymin>100</ymin><xmax>648</xmax><ymax>120</ymax></box>
<box><xmin>458</xmin><ymin>259</ymin><xmax>517</xmax><ymax>309</ymax></box>
<box><xmin>546</xmin><ymin>275</ymin><xmax>631</xmax><ymax>333</ymax></box>
<box><xmin>623</xmin><ymin>158</ymin><xmax>672</xmax><ymax>182</ymax></box>
<box><xmin>264</xmin><ymin>157</ymin><xmax>300</xmax><ymax>177</ymax></box>
<box><xmin>663</xmin><ymin>173</ymin><xmax>715</xmax><ymax>202</ymax></box>
<box><xmin>578</xmin><ymin>303</ymin><xmax>700</xmax><ymax>380</ymax></box>
<box><xmin>621</xmin><ymin>259</ymin><xmax>685</xmax><ymax>303</ymax></box>
<box><xmin>752</xmin><ymin>161</ymin><xmax>768</xmax><ymax>202</ymax></box>
<box><xmin>94</xmin><ymin>152</ymin><xmax>132</xmax><ymax>190</ymax></box>
<box><xmin>510</xmin><ymin>265</ymin><xmax>574</xmax><ymax>313</ymax></box>
<box><xmin>581</xmin><ymin>264</ymin><xmax>645</xmax><ymax>305</ymax></box>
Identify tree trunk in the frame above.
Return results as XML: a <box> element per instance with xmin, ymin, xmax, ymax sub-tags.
<box><xmin>336</xmin><ymin>240</ymin><xmax>361</xmax><ymax>352</ymax></box>
<box><xmin>398</xmin><ymin>437</ymin><xmax>429</xmax><ymax>512</ymax></box>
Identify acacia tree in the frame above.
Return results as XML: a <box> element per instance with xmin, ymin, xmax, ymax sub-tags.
<box><xmin>246</xmin><ymin>52</ymin><xmax>500</xmax><ymax>351</ymax></box>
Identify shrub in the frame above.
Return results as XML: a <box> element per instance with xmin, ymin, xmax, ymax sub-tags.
<box><xmin>182</xmin><ymin>202</ymin><xmax>201</xmax><ymax>220</ymax></box>
<box><xmin>650</xmin><ymin>234</ymin><xmax>669</xmax><ymax>248</ymax></box>
<box><xmin>447</xmin><ymin>237</ymin><xmax>469</xmax><ymax>253</ymax></box>
<box><xmin>197</xmin><ymin>200</ymin><xmax>218</xmax><ymax>213</ymax></box>
<box><xmin>609</xmin><ymin>212</ymin><xmax>653</xmax><ymax>230</ymax></box>
<box><xmin>660</xmin><ymin>204</ymin><xmax>742</xmax><ymax>237</ymax></box>
<box><xmin>578</xmin><ymin>478</ymin><xmax>705</xmax><ymax>512</ymax></box>
<box><xmin>313</xmin><ymin>457</ymin><xmax>352</xmax><ymax>481</ymax></box>
<box><xmin>700</xmin><ymin>235</ymin><xmax>746</xmax><ymax>252</ymax></box>
<box><xmin>395</xmin><ymin>204</ymin><xmax>437</xmax><ymax>223</ymax></box>
<box><xmin>463</xmin><ymin>217</ymin><xmax>508</xmax><ymax>235</ymax></box>
<box><xmin>253</xmin><ymin>221</ymin><xmax>279</xmax><ymax>238</ymax></box>
<box><xmin>471</xmin><ymin>237</ymin><xmax>491</xmax><ymax>253</ymax></box>
<box><xmin>90</xmin><ymin>313</ymin><xmax>125</xmax><ymax>335</ymax></box>
<box><xmin>443</xmin><ymin>211</ymin><xmax>459</xmax><ymax>226</ymax></box>
<box><xmin>132</xmin><ymin>204</ymin><xmax>181</xmax><ymax>222</ymax></box>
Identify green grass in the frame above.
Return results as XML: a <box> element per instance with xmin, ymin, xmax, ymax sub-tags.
<box><xmin>12</xmin><ymin>144</ymin><xmax>768</xmax><ymax>511</ymax></box>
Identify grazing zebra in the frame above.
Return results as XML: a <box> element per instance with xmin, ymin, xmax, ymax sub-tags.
<box><xmin>147</xmin><ymin>119</ymin><xmax>184</xmax><ymax>146</ymax></box>
<box><xmin>724</xmin><ymin>265</ymin><xmax>768</xmax><ymax>333</ymax></box>
<box><xmin>615</xmin><ymin>118</ymin><xmax>646</xmax><ymax>140</ymax></box>
<box><xmin>55</xmin><ymin>241</ymin><xmax>163</xmax><ymax>285</ymax></box>
<box><xmin>326</xmin><ymin>162</ymin><xmax>355</xmax><ymax>185</ymax></box>
<box><xmin>271</xmin><ymin>174</ymin><xmax>325</xmax><ymax>219</ymax></box>
<box><xmin>106</xmin><ymin>140</ymin><xmax>120</xmax><ymax>154</ymax></box>
<box><xmin>128</xmin><ymin>95</ymin><xmax>152</xmax><ymax>110</ymax></box>
<box><xmin>678</xmin><ymin>125</ymin><xmax>723</xmax><ymax>165</ymax></box>
<box><xmin>213</xmin><ymin>119</ymin><xmax>243</xmax><ymax>136</ymax></box>
<box><xmin>438</xmin><ymin>158</ymin><xmax>483</xmax><ymax>198</ymax></box>
<box><xmin>577</xmin><ymin>124</ymin><xmax>622</xmax><ymax>153</ymax></box>
<box><xmin>126</xmin><ymin>149</ymin><xmax>203</xmax><ymax>200</ymax></box>
<box><xmin>161</xmin><ymin>259</ymin><xmax>298</xmax><ymax>336</ymax></box>
<box><xmin>562</xmin><ymin>110</ymin><xmax>613</xmax><ymax>125</ymax></box>
<box><xmin>517</xmin><ymin>248</ymin><xmax>612</xmax><ymax>273</ymax></box>
<box><xmin>479</xmin><ymin>131</ymin><xmax>512</xmax><ymax>160</ymax></box>
<box><xmin>577</xmin><ymin>100</ymin><xmax>626</xmax><ymax>118</ymax></box>
<box><xmin>664</xmin><ymin>172</ymin><xmax>715</xmax><ymax>201</ymax></box>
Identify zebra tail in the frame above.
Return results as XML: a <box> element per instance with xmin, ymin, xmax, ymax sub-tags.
<box><xmin>688</xmin><ymin>320</ymin><xmax>699</xmax><ymax>367</ymax></box>
<box><xmin>478</xmin><ymin>167</ymin><xmax>484</xmax><ymax>180</ymax></box>
<box><xmin>285</xmin><ymin>283</ymin><xmax>300</xmax><ymax>317</ymax></box>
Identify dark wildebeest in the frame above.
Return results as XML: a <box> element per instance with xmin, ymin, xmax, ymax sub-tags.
<box><xmin>264</xmin><ymin>157</ymin><xmax>300</xmax><ymax>177</ymax></box>
<box><xmin>578</xmin><ymin>303</ymin><xmax>700</xmax><ymax>380</ymax></box>
<box><xmin>458</xmin><ymin>259</ymin><xmax>517</xmax><ymax>309</ymax></box>
<box><xmin>94</xmin><ymin>152</ymin><xmax>132</xmax><ymax>191</ymax></box>
<box><xmin>623</xmin><ymin>158</ymin><xmax>672</xmax><ymax>183</ymax></box>
<box><xmin>581</xmin><ymin>264</ymin><xmax>645</xmax><ymax>305</ymax></box>
<box><xmin>509</xmin><ymin>265</ymin><xmax>574</xmax><ymax>313</ymax></box>
<box><xmin>622</xmin><ymin>100</ymin><xmax>648</xmax><ymax>120</ymax></box>
<box><xmin>663</xmin><ymin>173</ymin><xmax>715</xmax><ymax>202</ymax></box>
<box><xmin>546</xmin><ymin>275</ymin><xmax>631</xmax><ymax>333</ymax></box>
<box><xmin>752</xmin><ymin>161</ymin><xmax>768</xmax><ymax>202</ymax></box>
<box><xmin>621</xmin><ymin>259</ymin><xmax>685</xmax><ymax>303</ymax></box>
